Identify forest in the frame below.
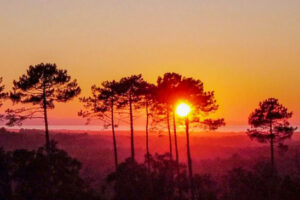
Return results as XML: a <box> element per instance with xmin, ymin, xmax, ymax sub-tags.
<box><xmin>0</xmin><ymin>63</ymin><xmax>299</xmax><ymax>200</ymax></box>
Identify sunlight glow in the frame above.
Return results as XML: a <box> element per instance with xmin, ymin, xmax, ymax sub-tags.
<box><xmin>176</xmin><ymin>103</ymin><xmax>191</xmax><ymax>117</ymax></box>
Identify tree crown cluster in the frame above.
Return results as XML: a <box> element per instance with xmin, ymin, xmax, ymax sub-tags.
<box><xmin>79</xmin><ymin>72</ymin><xmax>224</xmax><ymax>130</ymax></box>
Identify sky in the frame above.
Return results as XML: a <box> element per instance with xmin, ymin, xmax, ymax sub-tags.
<box><xmin>0</xmin><ymin>0</ymin><xmax>299</xmax><ymax>128</ymax></box>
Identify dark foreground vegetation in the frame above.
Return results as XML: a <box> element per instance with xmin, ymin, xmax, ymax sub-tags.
<box><xmin>1</xmin><ymin>131</ymin><xmax>300</xmax><ymax>200</ymax></box>
<box><xmin>0</xmin><ymin>142</ymin><xmax>102</xmax><ymax>200</ymax></box>
<box><xmin>107</xmin><ymin>154</ymin><xmax>300</xmax><ymax>200</ymax></box>
<box><xmin>1</xmin><ymin>144</ymin><xmax>300</xmax><ymax>200</ymax></box>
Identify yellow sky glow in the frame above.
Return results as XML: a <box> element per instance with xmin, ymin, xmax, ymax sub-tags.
<box><xmin>0</xmin><ymin>0</ymin><xmax>299</xmax><ymax>127</ymax></box>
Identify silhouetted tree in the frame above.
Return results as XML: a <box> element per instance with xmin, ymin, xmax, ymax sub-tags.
<box><xmin>117</xmin><ymin>74</ymin><xmax>146</xmax><ymax>160</ymax></box>
<box><xmin>0</xmin><ymin>127</ymin><xmax>8</xmax><ymax>134</ymax></box>
<box><xmin>79</xmin><ymin>81</ymin><xmax>121</xmax><ymax>170</ymax></box>
<box><xmin>176</xmin><ymin>77</ymin><xmax>223</xmax><ymax>124</ymax></box>
<box><xmin>148</xmin><ymin>153</ymin><xmax>189</xmax><ymax>199</ymax></box>
<box><xmin>221</xmin><ymin>166</ymin><xmax>272</xmax><ymax>200</ymax></box>
<box><xmin>6</xmin><ymin>63</ymin><xmax>81</xmax><ymax>150</ymax></box>
<box><xmin>175</xmin><ymin>77</ymin><xmax>224</xmax><ymax>200</ymax></box>
<box><xmin>0</xmin><ymin>78</ymin><xmax>8</xmax><ymax>120</ymax></box>
<box><xmin>247</xmin><ymin>98</ymin><xmax>296</xmax><ymax>170</ymax></box>
<box><xmin>108</xmin><ymin>153</ymin><xmax>221</xmax><ymax>200</ymax></box>
<box><xmin>154</xmin><ymin>74</ymin><xmax>225</xmax><ymax>167</ymax></box>
<box><xmin>136</xmin><ymin>81</ymin><xmax>156</xmax><ymax>169</ymax></box>
<box><xmin>0</xmin><ymin>143</ymin><xmax>103</xmax><ymax>200</ymax></box>
<box><xmin>150</xmin><ymin>102</ymin><xmax>172</xmax><ymax>154</ymax></box>
<box><xmin>153</xmin><ymin>73</ymin><xmax>224</xmax><ymax>200</ymax></box>
<box><xmin>107</xmin><ymin>158</ymin><xmax>150</xmax><ymax>200</ymax></box>
<box><xmin>154</xmin><ymin>73</ymin><xmax>183</xmax><ymax>161</ymax></box>
<box><xmin>107</xmin><ymin>153</ymin><xmax>188</xmax><ymax>200</ymax></box>
<box><xmin>0</xmin><ymin>77</ymin><xmax>7</xmax><ymax>105</ymax></box>
<box><xmin>221</xmin><ymin>161</ymin><xmax>300</xmax><ymax>200</ymax></box>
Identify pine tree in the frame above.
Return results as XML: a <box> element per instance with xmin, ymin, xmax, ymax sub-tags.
<box><xmin>6</xmin><ymin>63</ymin><xmax>80</xmax><ymax>150</ymax></box>
<box><xmin>79</xmin><ymin>80</ymin><xmax>121</xmax><ymax>170</ymax></box>
<box><xmin>117</xmin><ymin>74</ymin><xmax>146</xmax><ymax>160</ymax></box>
<box><xmin>0</xmin><ymin>77</ymin><xmax>8</xmax><ymax>119</ymax></box>
<box><xmin>247</xmin><ymin>98</ymin><xmax>296</xmax><ymax>170</ymax></box>
<box><xmin>155</xmin><ymin>73</ymin><xmax>183</xmax><ymax>160</ymax></box>
<box><xmin>137</xmin><ymin>81</ymin><xmax>155</xmax><ymax>169</ymax></box>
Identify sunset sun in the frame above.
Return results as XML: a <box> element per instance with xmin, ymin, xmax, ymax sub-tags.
<box><xmin>176</xmin><ymin>102</ymin><xmax>191</xmax><ymax>117</ymax></box>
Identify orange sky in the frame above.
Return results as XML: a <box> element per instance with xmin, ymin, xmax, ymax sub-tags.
<box><xmin>0</xmin><ymin>0</ymin><xmax>299</xmax><ymax>127</ymax></box>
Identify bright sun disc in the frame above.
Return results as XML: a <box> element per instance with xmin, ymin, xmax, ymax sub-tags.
<box><xmin>176</xmin><ymin>103</ymin><xmax>191</xmax><ymax>117</ymax></box>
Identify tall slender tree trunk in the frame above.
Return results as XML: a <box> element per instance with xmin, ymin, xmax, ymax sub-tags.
<box><xmin>174</xmin><ymin>111</ymin><xmax>183</xmax><ymax>198</ymax></box>
<box><xmin>269</xmin><ymin>121</ymin><xmax>275</xmax><ymax>200</ymax></box>
<box><xmin>111</xmin><ymin>102</ymin><xmax>118</xmax><ymax>170</ymax></box>
<box><xmin>167</xmin><ymin>109</ymin><xmax>172</xmax><ymax>159</ymax></box>
<box><xmin>145</xmin><ymin>100</ymin><xmax>150</xmax><ymax>169</ymax></box>
<box><xmin>42</xmin><ymin>82</ymin><xmax>50</xmax><ymax>151</ymax></box>
<box><xmin>173</xmin><ymin>111</ymin><xmax>179</xmax><ymax>173</ymax></box>
<box><xmin>270</xmin><ymin>121</ymin><xmax>275</xmax><ymax>171</ymax></box>
<box><xmin>185</xmin><ymin>117</ymin><xmax>194</xmax><ymax>200</ymax></box>
<box><xmin>129</xmin><ymin>93</ymin><xmax>135</xmax><ymax>160</ymax></box>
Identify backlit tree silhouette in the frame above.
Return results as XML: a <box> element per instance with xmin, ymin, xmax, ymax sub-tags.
<box><xmin>79</xmin><ymin>80</ymin><xmax>121</xmax><ymax>170</ymax></box>
<box><xmin>0</xmin><ymin>77</ymin><xmax>8</xmax><ymax>119</ymax></box>
<box><xmin>247</xmin><ymin>98</ymin><xmax>296</xmax><ymax>170</ymax></box>
<box><xmin>136</xmin><ymin>81</ymin><xmax>156</xmax><ymax>169</ymax></box>
<box><xmin>175</xmin><ymin>76</ymin><xmax>224</xmax><ymax>200</ymax></box>
<box><xmin>154</xmin><ymin>73</ymin><xmax>183</xmax><ymax>160</ymax></box>
<box><xmin>118</xmin><ymin>74</ymin><xmax>146</xmax><ymax>160</ymax></box>
<box><xmin>6</xmin><ymin>63</ymin><xmax>81</xmax><ymax>150</ymax></box>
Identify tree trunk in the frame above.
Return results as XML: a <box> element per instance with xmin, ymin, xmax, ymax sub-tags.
<box><xmin>129</xmin><ymin>93</ymin><xmax>135</xmax><ymax>160</ymax></box>
<box><xmin>167</xmin><ymin>109</ymin><xmax>172</xmax><ymax>159</ymax></box>
<box><xmin>270</xmin><ymin>121</ymin><xmax>275</xmax><ymax>171</ymax></box>
<box><xmin>145</xmin><ymin>100</ymin><xmax>150</xmax><ymax>169</ymax></box>
<box><xmin>174</xmin><ymin>111</ymin><xmax>182</xmax><ymax>198</ymax></box>
<box><xmin>111</xmin><ymin>102</ymin><xmax>118</xmax><ymax>170</ymax></box>
<box><xmin>42</xmin><ymin>82</ymin><xmax>50</xmax><ymax>151</ymax></box>
<box><xmin>185</xmin><ymin>117</ymin><xmax>194</xmax><ymax>200</ymax></box>
<box><xmin>173</xmin><ymin>111</ymin><xmax>179</xmax><ymax>173</ymax></box>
